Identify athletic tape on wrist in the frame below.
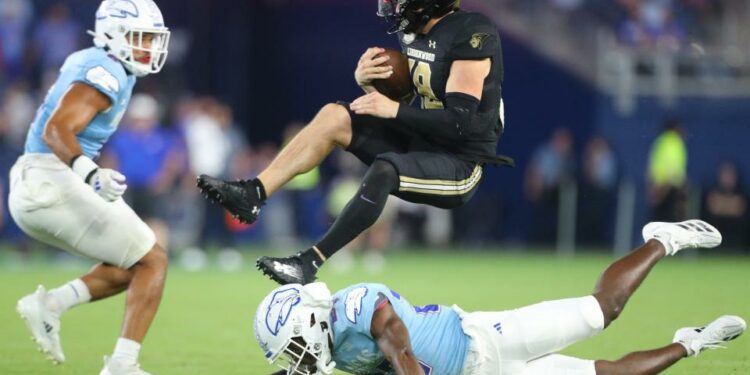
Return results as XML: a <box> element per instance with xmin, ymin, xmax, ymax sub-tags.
<box><xmin>70</xmin><ymin>155</ymin><xmax>99</xmax><ymax>183</ymax></box>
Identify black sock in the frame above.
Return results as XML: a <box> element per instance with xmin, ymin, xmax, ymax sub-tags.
<box><xmin>251</xmin><ymin>178</ymin><xmax>267</xmax><ymax>201</ymax></box>
<box><xmin>315</xmin><ymin>160</ymin><xmax>399</xmax><ymax>260</ymax></box>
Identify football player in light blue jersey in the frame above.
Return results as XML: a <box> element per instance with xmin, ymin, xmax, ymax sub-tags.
<box><xmin>255</xmin><ymin>220</ymin><xmax>745</xmax><ymax>375</ymax></box>
<box><xmin>9</xmin><ymin>1</ymin><xmax>169</xmax><ymax>374</ymax></box>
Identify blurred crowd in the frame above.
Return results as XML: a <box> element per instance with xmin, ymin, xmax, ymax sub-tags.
<box><xmin>503</xmin><ymin>0</ymin><xmax>730</xmax><ymax>50</ymax></box>
<box><xmin>1</xmin><ymin>1</ymin><xmax>748</xmax><ymax>259</ymax></box>
<box><xmin>523</xmin><ymin>120</ymin><xmax>750</xmax><ymax>250</ymax></box>
<box><xmin>0</xmin><ymin>87</ymin><xmax>455</xmax><ymax>265</ymax></box>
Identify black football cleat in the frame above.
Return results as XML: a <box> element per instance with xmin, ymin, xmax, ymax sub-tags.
<box><xmin>256</xmin><ymin>254</ymin><xmax>318</xmax><ymax>285</ymax></box>
<box><xmin>196</xmin><ymin>175</ymin><xmax>263</xmax><ymax>224</ymax></box>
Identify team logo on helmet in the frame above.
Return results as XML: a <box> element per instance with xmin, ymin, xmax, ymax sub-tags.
<box><xmin>99</xmin><ymin>0</ymin><xmax>139</xmax><ymax>19</ymax></box>
<box><xmin>265</xmin><ymin>287</ymin><xmax>301</xmax><ymax>336</ymax></box>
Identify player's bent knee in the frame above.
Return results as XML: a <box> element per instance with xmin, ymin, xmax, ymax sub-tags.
<box><xmin>368</xmin><ymin>160</ymin><xmax>398</xmax><ymax>181</ymax></box>
<box><xmin>363</xmin><ymin>160</ymin><xmax>400</xmax><ymax>194</ymax></box>
<box><xmin>593</xmin><ymin>294</ymin><xmax>622</xmax><ymax>327</ymax></box>
<box><xmin>315</xmin><ymin>103</ymin><xmax>352</xmax><ymax>145</ymax></box>
<box><xmin>135</xmin><ymin>245</ymin><xmax>168</xmax><ymax>272</ymax></box>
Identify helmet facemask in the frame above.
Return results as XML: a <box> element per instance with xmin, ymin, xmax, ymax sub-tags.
<box><xmin>255</xmin><ymin>283</ymin><xmax>337</xmax><ymax>375</ymax></box>
<box><xmin>124</xmin><ymin>28</ymin><xmax>170</xmax><ymax>76</ymax></box>
<box><xmin>89</xmin><ymin>0</ymin><xmax>170</xmax><ymax>77</ymax></box>
<box><xmin>271</xmin><ymin>312</ymin><xmax>335</xmax><ymax>375</ymax></box>
<box><xmin>91</xmin><ymin>25</ymin><xmax>170</xmax><ymax>77</ymax></box>
<box><xmin>276</xmin><ymin>332</ymin><xmax>333</xmax><ymax>375</ymax></box>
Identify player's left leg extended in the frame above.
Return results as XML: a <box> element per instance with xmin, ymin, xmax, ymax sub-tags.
<box><xmin>539</xmin><ymin>315</ymin><xmax>746</xmax><ymax>375</ymax></box>
<box><xmin>459</xmin><ymin>221</ymin><xmax>724</xmax><ymax>374</ymax></box>
<box><xmin>523</xmin><ymin>220</ymin><xmax>731</xmax><ymax>375</ymax></box>
<box><xmin>257</xmin><ymin>160</ymin><xmax>399</xmax><ymax>284</ymax></box>
<box><xmin>592</xmin><ymin>220</ymin><xmax>722</xmax><ymax>328</ymax></box>
<box><xmin>257</xmin><ymin>150</ymin><xmax>480</xmax><ymax>284</ymax></box>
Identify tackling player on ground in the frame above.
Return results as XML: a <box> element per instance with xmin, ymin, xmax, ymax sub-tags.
<box><xmin>9</xmin><ymin>1</ymin><xmax>169</xmax><ymax>374</ymax></box>
<box><xmin>197</xmin><ymin>0</ymin><xmax>512</xmax><ymax>285</ymax></box>
<box><xmin>255</xmin><ymin>220</ymin><xmax>745</xmax><ymax>375</ymax></box>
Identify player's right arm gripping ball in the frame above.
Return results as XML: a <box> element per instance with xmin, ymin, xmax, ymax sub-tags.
<box><xmin>370</xmin><ymin>48</ymin><xmax>413</xmax><ymax>102</ymax></box>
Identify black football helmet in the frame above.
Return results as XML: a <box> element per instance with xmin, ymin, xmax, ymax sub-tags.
<box><xmin>377</xmin><ymin>0</ymin><xmax>460</xmax><ymax>34</ymax></box>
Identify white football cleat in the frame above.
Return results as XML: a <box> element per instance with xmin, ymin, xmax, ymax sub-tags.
<box><xmin>100</xmin><ymin>356</ymin><xmax>152</xmax><ymax>375</ymax></box>
<box><xmin>674</xmin><ymin>315</ymin><xmax>746</xmax><ymax>357</ymax></box>
<box><xmin>16</xmin><ymin>285</ymin><xmax>65</xmax><ymax>364</ymax></box>
<box><xmin>642</xmin><ymin>220</ymin><xmax>722</xmax><ymax>255</ymax></box>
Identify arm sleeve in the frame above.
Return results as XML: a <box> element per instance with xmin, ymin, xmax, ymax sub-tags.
<box><xmin>396</xmin><ymin>92</ymin><xmax>480</xmax><ymax>141</ymax></box>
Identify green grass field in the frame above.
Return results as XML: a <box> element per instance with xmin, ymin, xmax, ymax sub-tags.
<box><xmin>1</xmin><ymin>250</ymin><xmax>748</xmax><ymax>374</ymax></box>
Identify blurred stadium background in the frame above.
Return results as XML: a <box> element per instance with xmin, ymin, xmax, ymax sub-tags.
<box><xmin>0</xmin><ymin>0</ymin><xmax>748</xmax><ymax>373</ymax></box>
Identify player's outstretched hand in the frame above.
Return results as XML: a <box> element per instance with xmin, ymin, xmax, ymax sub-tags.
<box><xmin>89</xmin><ymin>168</ymin><xmax>127</xmax><ymax>202</ymax></box>
<box><xmin>355</xmin><ymin>47</ymin><xmax>394</xmax><ymax>88</ymax></box>
<box><xmin>351</xmin><ymin>91</ymin><xmax>400</xmax><ymax>119</ymax></box>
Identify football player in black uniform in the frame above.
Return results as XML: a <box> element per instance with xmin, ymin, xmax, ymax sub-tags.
<box><xmin>197</xmin><ymin>0</ymin><xmax>512</xmax><ymax>285</ymax></box>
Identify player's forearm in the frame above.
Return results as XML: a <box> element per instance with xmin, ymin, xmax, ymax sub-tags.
<box><xmin>397</xmin><ymin>105</ymin><xmax>461</xmax><ymax>140</ymax></box>
<box><xmin>41</xmin><ymin>83</ymin><xmax>109</xmax><ymax>165</ymax></box>
<box><xmin>396</xmin><ymin>92</ymin><xmax>480</xmax><ymax>142</ymax></box>
<box><xmin>376</xmin><ymin>320</ymin><xmax>425</xmax><ymax>375</ymax></box>
<box><xmin>43</xmin><ymin>122</ymin><xmax>84</xmax><ymax>165</ymax></box>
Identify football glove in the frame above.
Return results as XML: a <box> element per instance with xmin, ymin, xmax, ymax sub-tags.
<box><xmin>71</xmin><ymin>155</ymin><xmax>127</xmax><ymax>202</ymax></box>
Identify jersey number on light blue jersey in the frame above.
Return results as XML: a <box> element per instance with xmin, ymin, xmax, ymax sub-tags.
<box><xmin>414</xmin><ymin>304</ymin><xmax>440</xmax><ymax>314</ymax></box>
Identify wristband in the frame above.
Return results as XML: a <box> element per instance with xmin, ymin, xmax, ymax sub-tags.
<box><xmin>71</xmin><ymin>155</ymin><xmax>99</xmax><ymax>183</ymax></box>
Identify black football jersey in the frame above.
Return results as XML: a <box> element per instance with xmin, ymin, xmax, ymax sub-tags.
<box><xmin>398</xmin><ymin>10</ymin><xmax>505</xmax><ymax>162</ymax></box>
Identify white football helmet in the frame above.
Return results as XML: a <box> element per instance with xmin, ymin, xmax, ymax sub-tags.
<box><xmin>88</xmin><ymin>0</ymin><xmax>170</xmax><ymax>77</ymax></box>
<box><xmin>254</xmin><ymin>283</ymin><xmax>336</xmax><ymax>375</ymax></box>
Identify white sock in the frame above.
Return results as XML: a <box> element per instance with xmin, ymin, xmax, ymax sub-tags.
<box><xmin>46</xmin><ymin>279</ymin><xmax>91</xmax><ymax>314</ymax></box>
<box><xmin>649</xmin><ymin>233</ymin><xmax>675</xmax><ymax>256</ymax></box>
<box><xmin>676</xmin><ymin>340</ymin><xmax>695</xmax><ymax>356</ymax></box>
<box><xmin>112</xmin><ymin>338</ymin><xmax>141</xmax><ymax>365</ymax></box>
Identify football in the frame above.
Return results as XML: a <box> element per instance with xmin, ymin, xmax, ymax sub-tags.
<box><xmin>371</xmin><ymin>48</ymin><xmax>413</xmax><ymax>101</ymax></box>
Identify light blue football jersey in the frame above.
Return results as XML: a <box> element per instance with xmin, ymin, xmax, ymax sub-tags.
<box><xmin>24</xmin><ymin>47</ymin><xmax>136</xmax><ymax>159</ymax></box>
<box><xmin>331</xmin><ymin>283</ymin><xmax>469</xmax><ymax>375</ymax></box>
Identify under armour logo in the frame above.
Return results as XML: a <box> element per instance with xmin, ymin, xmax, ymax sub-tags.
<box><xmin>428</xmin><ymin>40</ymin><xmax>436</xmax><ymax>49</ymax></box>
<box><xmin>252</xmin><ymin>206</ymin><xmax>261</xmax><ymax>216</ymax></box>
<box><xmin>44</xmin><ymin>321</ymin><xmax>54</xmax><ymax>333</ymax></box>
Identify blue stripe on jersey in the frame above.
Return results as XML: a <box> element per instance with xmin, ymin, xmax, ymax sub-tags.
<box><xmin>24</xmin><ymin>47</ymin><xmax>136</xmax><ymax>159</ymax></box>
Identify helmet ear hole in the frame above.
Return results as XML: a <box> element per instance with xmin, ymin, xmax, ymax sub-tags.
<box><xmin>310</xmin><ymin>313</ymin><xmax>316</xmax><ymax>327</ymax></box>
